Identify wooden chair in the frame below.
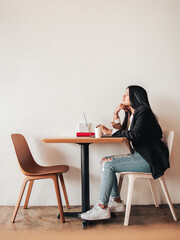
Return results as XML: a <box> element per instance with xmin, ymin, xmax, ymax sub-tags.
<box><xmin>118</xmin><ymin>130</ymin><xmax>178</xmax><ymax>226</ymax></box>
<box><xmin>11</xmin><ymin>133</ymin><xmax>70</xmax><ymax>223</ymax></box>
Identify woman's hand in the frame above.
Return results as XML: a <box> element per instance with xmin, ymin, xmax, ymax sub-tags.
<box><xmin>96</xmin><ymin>124</ymin><xmax>112</xmax><ymax>135</ymax></box>
<box><xmin>114</xmin><ymin>103</ymin><xmax>129</xmax><ymax>114</ymax></box>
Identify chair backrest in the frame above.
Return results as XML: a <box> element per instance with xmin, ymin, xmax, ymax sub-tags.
<box><xmin>162</xmin><ymin>130</ymin><xmax>174</xmax><ymax>157</ymax></box>
<box><xmin>11</xmin><ymin>134</ymin><xmax>39</xmax><ymax>175</ymax></box>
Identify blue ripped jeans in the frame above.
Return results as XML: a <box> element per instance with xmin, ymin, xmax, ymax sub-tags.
<box><xmin>98</xmin><ymin>152</ymin><xmax>151</xmax><ymax>205</ymax></box>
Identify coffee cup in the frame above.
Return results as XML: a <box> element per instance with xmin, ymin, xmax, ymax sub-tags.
<box><xmin>94</xmin><ymin>127</ymin><xmax>102</xmax><ymax>138</ymax></box>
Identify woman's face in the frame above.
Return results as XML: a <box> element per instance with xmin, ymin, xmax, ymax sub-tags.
<box><xmin>122</xmin><ymin>88</ymin><xmax>130</xmax><ymax>106</ymax></box>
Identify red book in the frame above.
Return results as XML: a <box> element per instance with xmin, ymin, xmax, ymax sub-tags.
<box><xmin>76</xmin><ymin>132</ymin><xmax>95</xmax><ymax>137</ymax></box>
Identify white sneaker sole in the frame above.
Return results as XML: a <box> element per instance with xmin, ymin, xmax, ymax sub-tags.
<box><xmin>81</xmin><ymin>213</ymin><xmax>111</xmax><ymax>221</ymax></box>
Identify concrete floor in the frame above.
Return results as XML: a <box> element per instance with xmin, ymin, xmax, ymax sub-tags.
<box><xmin>0</xmin><ymin>205</ymin><xmax>180</xmax><ymax>240</ymax></box>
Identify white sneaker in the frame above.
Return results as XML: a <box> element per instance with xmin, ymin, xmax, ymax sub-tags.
<box><xmin>81</xmin><ymin>203</ymin><xmax>111</xmax><ymax>221</ymax></box>
<box><xmin>108</xmin><ymin>199</ymin><xmax>125</xmax><ymax>213</ymax></box>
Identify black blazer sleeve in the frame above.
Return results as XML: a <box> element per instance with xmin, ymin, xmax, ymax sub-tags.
<box><xmin>112</xmin><ymin>107</ymin><xmax>150</xmax><ymax>142</ymax></box>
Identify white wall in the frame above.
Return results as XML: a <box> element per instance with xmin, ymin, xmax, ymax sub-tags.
<box><xmin>0</xmin><ymin>0</ymin><xmax>180</xmax><ymax>206</ymax></box>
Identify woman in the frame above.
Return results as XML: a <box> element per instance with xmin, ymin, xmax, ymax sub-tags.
<box><xmin>81</xmin><ymin>85</ymin><xmax>169</xmax><ymax>221</ymax></box>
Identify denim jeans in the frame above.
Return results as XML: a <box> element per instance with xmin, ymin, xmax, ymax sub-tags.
<box><xmin>98</xmin><ymin>152</ymin><xmax>151</xmax><ymax>205</ymax></box>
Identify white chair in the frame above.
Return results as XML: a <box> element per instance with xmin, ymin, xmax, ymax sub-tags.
<box><xmin>118</xmin><ymin>130</ymin><xmax>178</xmax><ymax>226</ymax></box>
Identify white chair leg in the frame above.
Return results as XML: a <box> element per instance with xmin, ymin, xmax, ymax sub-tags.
<box><xmin>118</xmin><ymin>174</ymin><xmax>124</xmax><ymax>193</ymax></box>
<box><xmin>148</xmin><ymin>179</ymin><xmax>159</xmax><ymax>207</ymax></box>
<box><xmin>158</xmin><ymin>176</ymin><xmax>178</xmax><ymax>221</ymax></box>
<box><xmin>124</xmin><ymin>174</ymin><xmax>136</xmax><ymax>226</ymax></box>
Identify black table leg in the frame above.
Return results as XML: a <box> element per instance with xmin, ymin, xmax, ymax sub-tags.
<box><xmin>58</xmin><ymin>143</ymin><xmax>90</xmax><ymax>219</ymax></box>
<box><xmin>80</xmin><ymin>143</ymin><xmax>90</xmax><ymax>228</ymax></box>
<box><xmin>80</xmin><ymin>143</ymin><xmax>90</xmax><ymax>213</ymax></box>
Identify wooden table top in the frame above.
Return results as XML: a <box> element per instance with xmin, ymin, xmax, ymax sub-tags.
<box><xmin>41</xmin><ymin>137</ymin><xmax>126</xmax><ymax>144</ymax></box>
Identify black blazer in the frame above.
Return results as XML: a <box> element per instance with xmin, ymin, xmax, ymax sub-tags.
<box><xmin>112</xmin><ymin>106</ymin><xmax>169</xmax><ymax>179</ymax></box>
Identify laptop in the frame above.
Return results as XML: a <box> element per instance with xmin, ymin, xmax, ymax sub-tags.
<box><xmin>83</xmin><ymin>112</ymin><xmax>112</xmax><ymax>138</ymax></box>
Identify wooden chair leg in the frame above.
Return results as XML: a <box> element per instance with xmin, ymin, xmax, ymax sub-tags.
<box><xmin>148</xmin><ymin>179</ymin><xmax>159</xmax><ymax>207</ymax></box>
<box><xmin>24</xmin><ymin>180</ymin><xmax>34</xmax><ymax>209</ymax></box>
<box><xmin>52</xmin><ymin>175</ymin><xmax>65</xmax><ymax>223</ymax></box>
<box><xmin>158</xmin><ymin>176</ymin><xmax>178</xmax><ymax>221</ymax></box>
<box><xmin>124</xmin><ymin>174</ymin><xmax>136</xmax><ymax>226</ymax></box>
<box><xmin>11</xmin><ymin>178</ymin><xmax>28</xmax><ymax>223</ymax></box>
<box><xmin>59</xmin><ymin>174</ymin><xmax>70</xmax><ymax>209</ymax></box>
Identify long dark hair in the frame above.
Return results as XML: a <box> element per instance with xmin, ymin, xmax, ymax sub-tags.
<box><xmin>128</xmin><ymin>85</ymin><xmax>151</xmax><ymax>110</ymax></box>
<box><xmin>122</xmin><ymin>85</ymin><xmax>157</xmax><ymax>130</ymax></box>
